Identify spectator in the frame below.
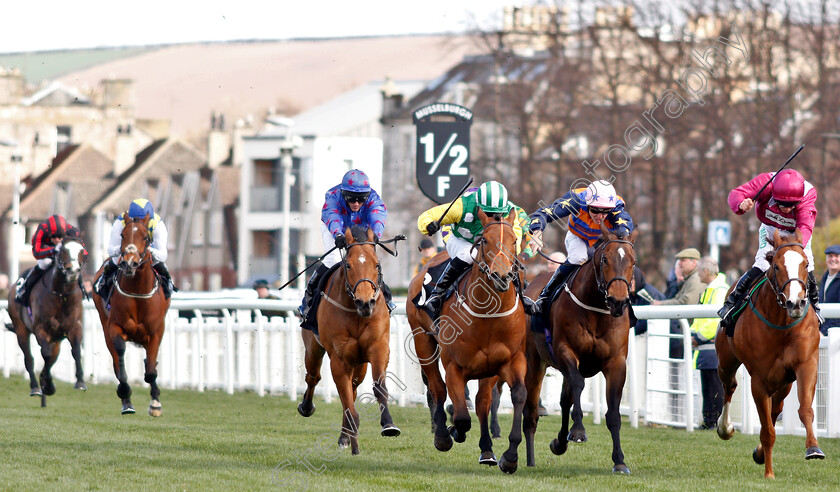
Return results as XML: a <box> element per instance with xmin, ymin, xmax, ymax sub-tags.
<box><xmin>689</xmin><ymin>257</ymin><xmax>729</xmax><ymax>430</ymax></box>
<box><xmin>413</xmin><ymin>238</ymin><xmax>437</xmax><ymax>277</ymax></box>
<box><xmin>254</xmin><ymin>279</ymin><xmax>285</xmax><ymax>319</ymax></box>
<box><xmin>819</xmin><ymin>244</ymin><xmax>840</xmax><ymax>335</ymax></box>
<box><xmin>629</xmin><ymin>267</ymin><xmax>665</xmax><ymax>335</ymax></box>
<box><xmin>0</xmin><ymin>273</ymin><xmax>9</xmax><ymax>299</ymax></box>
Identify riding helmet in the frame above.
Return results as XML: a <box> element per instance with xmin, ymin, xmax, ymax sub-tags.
<box><xmin>476</xmin><ymin>181</ymin><xmax>511</xmax><ymax>214</ymax></box>
<box><xmin>771</xmin><ymin>169</ymin><xmax>805</xmax><ymax>203</ymax></box>
<box><xmin>128</xmin><ymin>198</ymin><xmax>155</xmax><ymax>219</ymax></box>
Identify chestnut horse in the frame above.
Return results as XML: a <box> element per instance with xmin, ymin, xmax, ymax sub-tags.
<box><xmin>92</xmin><ymin>214</ymin><xmax>170</xmax><ymax>416</ymax></box>
<box><xmin>716</xmin><ymin>228</ymin><xmax>825</xmax><ymax>478</ymax></box>
<box><xmin>407</xmin><ymin>208</ymin><xmax>527</xmax><ymax>474</ymax></box>
<box><xmin>7</xmin><ymin>238</ymin><xmax>88</xmax><ymax>407</ymax></box>
<box><xmin>523</xmin><ymin>223</ymin><xmax>638</xmax><ymax>474</ymax></box>
<box><xmin>298</xmin><ymin>227</ymin><xmax>402</xmax><ymax>455</ymax></box>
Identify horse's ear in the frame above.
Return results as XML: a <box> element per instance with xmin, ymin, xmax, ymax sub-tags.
<box><xmin>122</xmin><ymin>212</ymin><xmax>129</xmax><ymax>222</ymax></box>
<box><xmin>366</xmin><ymin>228</ymin><xmax>374</xmax><ymax>242</ymax></box>
<box><xmin>344</xmin><ymin>227</ymin><xmax>354</xmax><ymax>244</ymax></box>
<box><xmin>772</xmin><ymin>228</ymin><xmax>781</xmax><ymax>248</ymax></box>
<box><xmin>628</xmin><ymin>227</ymin><xmax>639</xmax><ymax>243</ymax></box>
<box><xmin>795</xmin><ymin>228</ymin><xmax>803</xmax><ymax>243</ymax></box>
<box><xmin>477</xmin><ymin>207</ymin><xmax>488</xmax><ymax>224</ymax></box>
<box><xmin>504</xmin><ymin>208</ymin><xmax>515</xmax><ymax>223</ymax></box>
<box><xmin>600</xmin><ymin>221</ymin><xmax>613</xmax><ymax>239</ymax></box>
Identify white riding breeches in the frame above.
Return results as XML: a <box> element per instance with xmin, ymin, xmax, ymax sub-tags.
<box><xmin>320</xmin><ymin>222</ymin><xmax>342</xmax><ymax>268</ymax></box>
<box><xmin>37</xmin><ymin>258</ymin><xmax>53</xmax><ymax>269</ymax></box>
<box><xmin>754</xmin><ymin>224</ymin><xmax>814</xmax><ymax>272</ymax></box>
<box><xmin>565</xmin><ymin>231</ymin><xmax>590</xmax><ymax>265</ymax></box>
<box><xmin>445</xmin><ymin>235</ymin><xmax>477</xmax><ymax>264</ymax></box>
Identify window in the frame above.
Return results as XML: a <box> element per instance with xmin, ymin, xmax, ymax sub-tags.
<box><xmin>191</xmin><ymin>211</ymin><xmax>205</xmax><ymax>246</ymax></box>
<box><xmin>209</xmin><ymin>210</ymin><xmax>223</xmax><ymax>245</ymax></box>
<box><xmin>56</xmin><ymin>126</ymin><xmax>71</xmax><ymax>154</ymax></box>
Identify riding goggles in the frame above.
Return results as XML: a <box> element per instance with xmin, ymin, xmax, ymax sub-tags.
<box><xmin>775</xmin><ymin>200</ymin><xmax>799</xmax><ymax>208</ymax></box>
<box><xmin>588</xmin><ymin>207</ymin><xmax>612</xmax><ymax>216</ymax></box>
<box><xmin>342</xmin><ymin>192</ymin><xmax>370</xmax><ymax>204</ymax></box>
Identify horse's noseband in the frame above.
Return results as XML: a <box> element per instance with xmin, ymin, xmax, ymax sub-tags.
<box><xmin>594</xmin><ymin>239</ymin><xmax>635</xmax><ymax>306</ymax></box>
<box><xmin>341</xmin><ymin>242</ymin><xmax>383</xmax><ymax>303</ymax></box>
<box><xmin>472</xmin><ymin>221</ymin><xmax>523</xmax><ymax>281</ymax></box>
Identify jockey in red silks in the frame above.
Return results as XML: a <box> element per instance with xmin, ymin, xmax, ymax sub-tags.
<box><xmin>15</xmin><ymin>215</ymin><xmax>85</xmax><ymax>307</ymax></box>
<box><xmin>718</xmin><ymin>169</ymin><xmax>822</xmax><ymax>330</ymax></box>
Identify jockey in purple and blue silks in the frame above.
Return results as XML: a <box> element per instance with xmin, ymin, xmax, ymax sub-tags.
<box><xmin>718</xmin><ymin>169</ymin><xmax>822</xmax><ymax>330</ymax></box>
<box><xmin>298</xmin><ymin>169</ymin><xmax>394</xmax><ymax>321</ymax></box>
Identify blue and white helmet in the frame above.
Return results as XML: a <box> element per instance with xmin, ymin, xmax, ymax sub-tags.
<box><xmin>128</xmin><ymin>198</ymin><xmax>154</xmax><ymax>219</ymax></box>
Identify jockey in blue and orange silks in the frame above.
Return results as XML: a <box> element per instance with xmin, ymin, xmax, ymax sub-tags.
<box><xmin>718</xmin><ymin>169</ymin><xmax>822</xmax><ymax>330</ymax></box>
<box><xmin>298</xmin><ymin>169</ymin><xmax>394</xmax><ymax>322</ymax></box>
<box><xmin>527</xmin><ymin>179</ymin><xmax>635</xmax><ymax>315</ymax></box>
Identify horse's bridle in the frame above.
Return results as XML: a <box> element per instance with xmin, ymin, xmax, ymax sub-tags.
<box><xmin>766</xmin><ymin>242</ymin><xmax>808</xmax><ymax>308</ymax></box>
<box><xmin>592</xmin><ymin>238</ymin><xmax>636</xmax><ymax>305</ymax></box>
<box><xmin>119</xmin><ymin>219</ymin><xmax>153</xmax><ymax>273</ymax></box>
<box><xmin>338</xmin><ymin>235</ymin><xmax>404</xmax><ymax>303</ymax></box>
<box><xmin>471</xmin><ymin>220</ymin><xmax>524</xmax><ymax>280</ymax></box>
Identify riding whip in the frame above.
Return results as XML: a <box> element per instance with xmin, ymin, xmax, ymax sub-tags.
<box><xmin>428</xmin><ymin>177</ymin><xmax>474</xmax><ymax>233</ymax></box>
<box><xmin>276</xmin><ymin>246</ymin><xmax>338</xmax><ymax>292</ymax></box>
<box><xmin>751</xmin><ymin>144</ymin><xmax>805</xmax><ymax>201</ymax></box>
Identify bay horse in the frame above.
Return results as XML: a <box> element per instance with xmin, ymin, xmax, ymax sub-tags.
<box><xmin>407</xmin><ymin>208</ymin><xmax>527</xmax><ymax>474</ymax></box>
<box><xmin>716</xmin><ymin>228</ymin><xmax>825</xmax><ymax>478</ymax></box>
<box><xmin>92</xmin><ymin>213</ymin><xmax>170</xmax><ymax>416</ymax></box>
<box><xmin>523</xmin><ymin>223</ymin><xmax>638</xmax><ymax>474</ymax></box>
<box><xmin>298</xmin><ymin>227</ymin><xmax>402</xmax><ymax>455</ymax></box>
<box><xmin>6</xmin><ymin>238</ymin><xmax>88</xmax><ymax>407</ymax></box>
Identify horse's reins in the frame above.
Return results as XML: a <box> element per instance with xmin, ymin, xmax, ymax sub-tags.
<box><xmin>458</xmin><ymin>219</ymin><xmax>523</xmax><ymax>318</ymax></box>
<box><xmin>43</xmin><ymin>240</ymin><xmax>86</xmax><ymax>300</ymax></box>
<box><xmin>115</xmin><ymin>220</ymin><xmax>160</xmax><ymax>299</ymax></box>
<box><xmin>746</xmin><ymin>241</ymin><xmax>811</xmax><ymax>330</ymax></box>
<box><xmin>324</xmin><ymin>235</ymin><xmax>405</xmax><ymax>309</ymax></box>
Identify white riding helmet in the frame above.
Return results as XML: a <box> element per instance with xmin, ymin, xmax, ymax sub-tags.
<box><xmin>585</xmin><ymin>180</ymin><xmax>618</xmax><ymax>209</ymax></box>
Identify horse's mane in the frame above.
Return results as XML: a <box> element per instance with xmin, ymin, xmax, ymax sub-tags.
<box><xmin>349</xmin><ymin>226</ymin><xmax>369</xmax><ymax>243</ymax></box>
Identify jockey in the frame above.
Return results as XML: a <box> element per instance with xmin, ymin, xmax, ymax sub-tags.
<box><xmin>527</xmin><ymin>179</ymin><xmax>634</xmax><ymax>315</ymax></box>
<box><xmin>718</xmin><ymin>169</ymin><xmax>822</xmax><ymax>329</ymax></box>
<box><xmin>94</xmin><ymin>198</ymin><xmax>176</xmax><ymax>299</ymax></box>
<box><xmin>299</xmin><ymin>169</ymin><xmax>393</xmax><ymax>320</ymax></box>
<box><xmin>418</xmin><ymin>180</ymin><xmax>534</xmax><ymax>316</ymax></box>
<box><xmin>15</xmin><ymin>215</ymin><xmax>84</xmax><ymax>307</ymax></box>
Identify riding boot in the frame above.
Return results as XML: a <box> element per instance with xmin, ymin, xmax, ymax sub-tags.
<box><xmin>15</xmin><ymin>265</ymin><xmax>47</xmax><ymax>308</ymax></box>
<box><xmin>718</xmin><ymin>266</ymin><xmax>763</xmax><ymax>335</ymax></box>
<box><xmin>381</xmin><ymin>281</ymin><xmax>397</xmax><ymax>313</ymax></box>
<box><xmin>807</xmin><ymin>271</ymin><xmax>825</xmax><ymax>324</ymax></box>
<box><xmin>95</xmin><ymin>261</ymin><xmax>119</xmax><ymax>298</ymax></box>
<box><xmin>531</xmin><ymin>262</ymin><xmax>579</xmax><ymax>316</ymax></box>
<box><xmin>423</xmin><ymin>257</ymin><xmax>471</xmax><ymax>316</ymax></box>
<box><xmin>299</xmin><ymin>264</ymin><xmax>329</xmax><ymax>319</ymax></box>
<box><xmin>513</xmin><ymin>272</ymin><xmax>538</xmax><ymax>315</ymax></box>
<box><xmin>153</xmin><ymin>262</ymin><xmax>176</xmax><ymax>299</ymax></box>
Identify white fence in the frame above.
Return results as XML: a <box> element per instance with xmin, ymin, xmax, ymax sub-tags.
<box><xmin>1</xmin><ymin>299</ymin><xmax>838</xmax><ymax>437</ymax></box>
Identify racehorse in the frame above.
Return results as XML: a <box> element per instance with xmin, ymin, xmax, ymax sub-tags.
<box><xmin>92</xmin><ymin>214</ymin><xmax>170</xmax><ymax>416</ymax></box>
<box><xmin>716</xmin><ymin>228</ymin><xmax>825</xmax><ymax>478</ymax></box>
<box><xmin>407</xmin><ymin>208</ymin><xmax>528</xmax><ymax>473</ymax></box>
<box><xmin>522</xmin><ymin>223</ymin><xmax>638</xmax><ymax>474</ymax></box>
<box><xmin>6</xmin><ymin>238</ymin><xmax>88</xmax><ymax>407</ymax></box>
<box><xmin>298</xmin><ymin>227</ymin><xmax>402</xmax><ymax>455</ymax></box>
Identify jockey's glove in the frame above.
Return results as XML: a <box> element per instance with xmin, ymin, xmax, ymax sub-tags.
<box><xmin>425</xmin><ymin>222</ymin><xmax>440</xmax><ymax>236</ymax></box>
<box><xmin>334</xmin><ymin>235</ymin><xmax>347</xmax><ymax>249</ymax></box>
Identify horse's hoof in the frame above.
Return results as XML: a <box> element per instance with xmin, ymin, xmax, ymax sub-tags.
<box><xmin>338</xmin><ymin>442</ymin><xmax>349</xmax><ymax>450</ymax></box>
<box><xmin>717</xmin><ymin>423</ymin><xmax>735</xmax><ymax>440</ymax></box>
<box><xmin>448</xmin><ymin>425</ymin><xmax>466</xmax><ymax>443</ymax></box>
<box><xmin>338</xmin><ymin>435</ymin><xmax>351</xmax><ymax>449</ymax></box>
<box><xmin>149</xmin><ymin>400</ymin><xmax>162</xmax><ymax>417</ymax></box>
<box><xmin>40</xmin><ymin>394</ymin><xmax>47</xmax><ymax>408</ymax></box>
<box><xmin>479</xmin><ymin>451</ymin><xmax>497</xmax><ymax>466</ymax></box>
<box><xmin>297</xmin><ymin>401</ymin><xmax>315</xmax><ymax>417</ymax></box>
<box><xmin>434</xmin><ymin>433</ymin><xmax>453</xmax><ymax>452</ymax></box>
<box><xmin>75</xmin><ymin>382</ymin><xmax>87</xmax><ymax>391</ymax></box>
<box><xmin>549</xmin><ymin>438</ymin><xmax>568</xmax><ymax>456</ymax></box>
<box><xmin>381</xmin><ymin>424</ymin><xmax>401</xmax><ymax>437</ymax></box>
<box><xmin>30</xmin><ymin>388</ymin><xmax>42</xmax><ymax>397</ymax></box>
<box><xmin>491</xmin><ymin>423</ymin><xmax>501</xmax><ymax>439</ymax></box>
<box><xmin>567</xmin><ymin>429</ymin><xmax>587</xmax><ymax>443</ymax></box>
<box><xmin>753</xmin><ymin>447</ymin><xmax>765</xmax><ymax>465</ymax></box>
<box><xmin>498</xmin><ymin>455</ymin><xmax>518</xmax><ymax>474</ymax></box>
<box><xmin>121</xmin><ymin>403</ymin><xmax>136</xmax><ymax>415</ymax></box>
<box><xmin>805</xmin><ymin>446</ymin><xmax>825</xmax><ymax>460</ymax></box>
<box><xmin>613</xmin><ymin>464</ymin><xmax>631</xmax><ymax>475</ymax></box>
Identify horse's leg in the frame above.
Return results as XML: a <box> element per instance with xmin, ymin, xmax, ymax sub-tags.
<box><xmin>794</xmin><ymin>360</ymin><xmax>825</xmax><ymax>461</ymax></box>
<box><xmin>144</xmin><ymin>332</ymin><xmax>163</xmax><ymax>417</ymax></box>
<box><xmin>110</xmin><ymin>333</ymin><xmax>134</xmax><ymax>414</ymax></box>
<box><xmin>38</xmin><ymin>339</ymin><xmax>61</xmax><ymax>407</ymax></box>
<box><xmin>490</xmin><ymin>382</ymin><xmax>502</xmax><ymax>439</ymax></box>
<box><xmin>524</xmin><ymin>347</ymin><xmax>547</xmax><ymax>467</ymax></box>
<box><xmin>69</xmin><ymin>322</ymin><xmax>87</xmax><ymax>390</ymax></box>
<box><xmin>751</xmin><ymin>381</ymin><xmax>776</xmax><ymax>478</ymax></box>
<box><xmin>368</xmin><ymin>344</ymin><xmax>400</xmax><ymax>437</ymax></box>
<box><xmin>444</xmin><ymin>365</ymin><xmax>470</xmax><ymax>444</ymax></box>
<box><xmin>555</xmin><ymin>349</ymin><xmax>587</xmax><ymax>444</ymax></box>
<box><xmin>498</xmin><ymin>356</ymin><xmax>528</xmax><ymax>475</ymax></box>
<box><xmin>475</xmin><ymin>377</ymin><xmax>497</xmax><ymax>466</ymax></box>
<box><xmin>15</xmin><ymin>328</ymin><xmax>41</xmax><ymax>396</ymax></box>
<box><xmin>550</xmin><ymin>378</ymin><xmax>574</xmax><ymax>456</ymax></box>
<box><xmin>715</xmin><ymin>330</ymin><xmax>740</xmax><ymax>440</ymax></box>
<box><xmin>331</xmin><ymin>357</ymin><xmax>360</xmax><ymax>455</ymax></box>
<box><xmin>413</xmin><ymin>329</ymin><xmax>451</xmax><ymax>451</ymax></box>
<box><xmin>603</xmin><ymin>358</ymin><xmax>630</xmax><ymax>474</ymax></box>
<box><xmin>298</xmin><ymin>329</ymin><xmax>325</xmax><ymax>417</ymax></box>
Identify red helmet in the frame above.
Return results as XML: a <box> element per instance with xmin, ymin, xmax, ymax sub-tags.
<box><xmin>771</xmin><ymin>169</ymin><xmax>805</xmax><ymax>203</ymax></box>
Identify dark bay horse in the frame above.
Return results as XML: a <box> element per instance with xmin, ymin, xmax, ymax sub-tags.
<box><xmin>6</xmin><ymin>238</ymin><xmax>88</xmax><ymax>407</ymax></box>
<box><xmin>407</xmin><ymin>208</ymin><xmax>528</xmax><ymax>474</ymax></box>
<box><xmin>298</xmin><ymin>227</ymin><xmax>402</xmax><ymax>455</ymax></box>
<box><xmin>523</xmin><ymin>223</ymin><xmax>638</xmax><ymax>474</ymax></box>
<box><xmin>92</xmin><ymin>214</ymin><xmax>170</xmax><ymax>416</ymax></box>
<box><xmin>716</xmin><ymin>228</ymin><xmax>824</xmax><ymax>478</ymax></box>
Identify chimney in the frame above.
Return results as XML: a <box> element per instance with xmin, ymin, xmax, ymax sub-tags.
<box><xmin>114</xmin><ymin>124</ymin><xmax>136</xmax><ymax>176</ymax></box>
<box><xmin>101</xmin><ymin>78</ymin><xmax>135</xmax><ymax>111</ymax></box>
<box><xmin>207</xmin><ymin>112</ymin><xmax>231</xmax><ymax>168</ymax></box>
<box><xmin>380</xmin><ymin>77</ymin><xmax>404</xmax><ymax>120</ymax></box>
<box><xmin>0</xmin><ymin>67</ymin><xmax>24</xmax><ymax>106</ymax></box>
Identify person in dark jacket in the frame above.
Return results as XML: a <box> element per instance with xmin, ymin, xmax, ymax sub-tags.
<box><xmin>629</xmin><ymin>267</ymin><xmax>665</xmax><ymax>335</ymax></box>
<box><xmin>818</xmin><ymin>244</ymin><xmax>840</xmax><ymax>336</ymax></box>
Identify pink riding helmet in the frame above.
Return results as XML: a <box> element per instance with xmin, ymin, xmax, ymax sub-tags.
<box><xmin>772</xmin><ymin>169</ymin><xmax>805</xmax><ymax>203</ymax></box>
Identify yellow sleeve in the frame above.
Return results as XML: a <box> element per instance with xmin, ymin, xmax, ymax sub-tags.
<box><xmin>417</xmin><ymin>199</ymin><xmax>464</xmax><ymax>235</ymax></box>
